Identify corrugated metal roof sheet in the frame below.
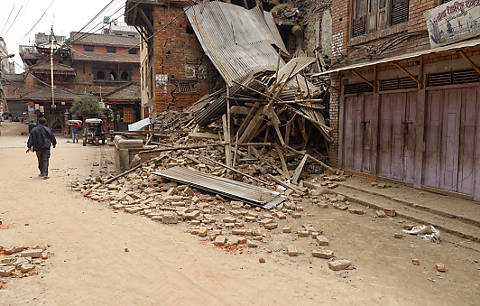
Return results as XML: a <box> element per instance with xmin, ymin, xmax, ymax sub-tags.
<box><xmin>185</xmin><ymin>2</ymin><xmax>288</xmax><ymax>87</ymax></box>
<box><xmin>154</xmin><ymin>166</ymin><xmax>285</xmax><ymax>209</ymax></box>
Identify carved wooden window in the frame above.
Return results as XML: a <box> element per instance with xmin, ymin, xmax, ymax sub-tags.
<box><xmin>352</xmin><ymin>0</ymin><xmax>409</xmax><ymax>38</ymax></box>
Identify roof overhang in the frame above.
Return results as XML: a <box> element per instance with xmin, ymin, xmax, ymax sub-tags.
<box><xmin>314</xmin><ymin>37</ymin><xmax>480</xmax><ymax>77</ymax></box>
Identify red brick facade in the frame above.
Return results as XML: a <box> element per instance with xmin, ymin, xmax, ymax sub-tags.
<box><xmin>331</xmin><ymin>0</ymin><xmax>437</xmax><ymax>65</ymax></box>
<box><xmin>127</xmin><ymin>1</ymin><xmax>220</xmax><ymax>114</ymax></box>
<box><xmin>151</xmin><ymin>4</ymin><xmax>219</xmax><ymax>112</ymax></box>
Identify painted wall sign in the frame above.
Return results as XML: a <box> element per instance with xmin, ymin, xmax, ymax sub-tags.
<box><xmin>155</xmin><ymin>74</ymin><xmax>168</xmax><ymax>94</ymax></box>
<box><xmin>425</xmin><ymin>0</ymin><xmax>480</xmax><ymax>48</ymax></box>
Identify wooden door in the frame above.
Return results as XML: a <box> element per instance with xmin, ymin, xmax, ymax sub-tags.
<box><xmin>440</xmin><ymin>89</ymin><xmax>461</xmax><ymax>191</ymax></box>
<box><xmin>423</xmin><ymin>90</ymin><xmax>443</xmax><ymax>188</ymax></box>
<box><xmin>423</xmin><ymin>87</ymin><xmax>478</xmax><ymax>196</ymax></box>
<box><xmin>378</xmin><ymin>92</ymin><xmax>416</xmax><ymax>182</ymax></box>
<box><xmin>458</xmin><ymin>87</ymin><xmax>477</xmax><ymax>195</ymax></box>
<box><xmin>343</xmin><ymin>94</ymin><xmax>375</xmax><ymax>173</ymax></box>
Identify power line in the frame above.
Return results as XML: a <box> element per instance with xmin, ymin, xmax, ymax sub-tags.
<box><xmin>5</xmin><ymin>5</ymin><xmax>24</xmax><ymax>36</ymax></box>
<box><xmin>24</xmin><ymin>0</ymin><xmax>56</xmax><ymax>38</ymax></box>
<box><xmin>68</xmin><ymin>4</ymin><xmax>126</xmax><ymax>45</ymax></box>
<box><xmin>1</xmin><ymin>4</ymin><xmax>16</xmax><ymax>34</ymax></box>
<box><xmin>76</xmin><ymin>0</ymin><xmax>118</xmax><ymax>34</ymax></box>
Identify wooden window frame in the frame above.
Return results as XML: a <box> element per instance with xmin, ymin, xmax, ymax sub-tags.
<box><xmin>351</xmin><ymin>0</ymin><xmax>409</xmax><ymax>38</ymax></box>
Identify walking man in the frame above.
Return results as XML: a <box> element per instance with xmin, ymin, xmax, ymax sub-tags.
<box><xmin>72</xmin><ymin>123</ymin><xmax>79</xmax><ymax>143</ymax></box>
<box><xmin>26</xmin><ymin>117</ymin><xmax>57</xmax><ymax>179</ymax></box>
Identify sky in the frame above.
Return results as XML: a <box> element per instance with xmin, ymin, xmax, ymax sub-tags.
<box><xmin>0</xmin><ymin>0</ymin><xmax>127</xmax><ymax>73</ymax></box>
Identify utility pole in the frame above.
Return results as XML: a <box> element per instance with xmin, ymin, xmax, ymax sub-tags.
<box><xmin>50</xmin><ymin>27</ymin><xmax>56</xmax><ymax>110</ymax></box>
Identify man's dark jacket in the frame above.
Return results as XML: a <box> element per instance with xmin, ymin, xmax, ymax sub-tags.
<box><xmin>27</xmin><ymin>124</ymin><xmax>57</xmax><ymax>151</ymax></box>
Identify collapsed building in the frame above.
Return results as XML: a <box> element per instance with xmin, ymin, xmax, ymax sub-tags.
<box><xmin>126</xmin><ymin>0</ymin><xmax>480</xmax><ymax>202</ymax></box>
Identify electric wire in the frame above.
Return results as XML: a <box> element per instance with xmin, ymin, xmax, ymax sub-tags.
<box><xmin>24</xmin><ymin>0</ymin><xmax>56</xmax><ymax>38</ymax></box>
<box><xmin>5</xmin><ymin>5</ymin><xmax>24</xmax><ymax>36</ymax></box>
<box><xmin>1</xmin><ymin>4</ymin><xmax>16</xmax><ymax>34</ymax></box>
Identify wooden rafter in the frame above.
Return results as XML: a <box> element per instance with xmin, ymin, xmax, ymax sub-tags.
<box><xmin>458</xmin><ymin>49</ymin><xmax>480</xmax><ymax>75</ymax></box>
<box><xmin>138</xmin><ymin>7</ymin><xmax>154</xmax><ymax>34</ymax></box>
<box><xmin>392</xmin><ymin>61</ymin><xmax>422</xmax><ymax>88</ymax></box>
<box><xmin>352</xmin><ymin>69</ymin><xmax>376</xmax><ymax>90</ymax></box>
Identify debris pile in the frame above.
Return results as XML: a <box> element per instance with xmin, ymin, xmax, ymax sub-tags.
<box><xmin>72</xmin><ymin>29</ymin><xmax>355</xmax><ymax>270</ymax></box>
<box><xmin>0</xmin><ymin>245</ymin><xmax>50</xmax><ymax>281</ymax></box>
<box><xmin>71</xmin><ymin>132</ymin><xmax>360</xmax><ymax>272</ymax></box>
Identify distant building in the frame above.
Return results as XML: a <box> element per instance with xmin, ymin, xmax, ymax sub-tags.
<box><xmin>0</xmin><ymin>37</ymin><xmax>14</xmax><ymax>73</ymax></box>
<box><xmin>7</xmin><ymin>28</ymin><xmax>142</xmax><ymax>131</ymax></box>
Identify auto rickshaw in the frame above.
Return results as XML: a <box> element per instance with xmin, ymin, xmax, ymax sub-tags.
<box><xmin>83</xmin><ymin>118</ymin><xmax>105</xmax><ymax>146</ymax></box>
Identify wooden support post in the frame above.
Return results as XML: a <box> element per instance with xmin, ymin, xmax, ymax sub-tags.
<box><xmin>392</xmin><ymin>61</ymin><xmax>422</xmax><ymax>88</ymax></box>
<box><xmin>352</xmin><ymin>69</ymin><xmax>376</xmax><ymax>90</ymax></box>
<box><xmin>458</xmin><ymin>49</ymin><xmax>480</xmax><ymax>75</ymax></box>
<box><xmin>372</xmin><ymin>66</ymin><xmax>380</xmax><ymax>175</ymax></box>
<box><xmin>222</xmin><ymin>114</ymin><xmax>232</xmax><ymax>168</ymax></box>
<box><xmin>414</xmin><ymin>76</ymin><xmax>426</xmax><ymax>189</ymax></box>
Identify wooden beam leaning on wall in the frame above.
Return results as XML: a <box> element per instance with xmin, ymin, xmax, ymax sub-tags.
<box><xmin>352</xmin><ymin>69</ymin><xmax>376</xmax><ymax>91</ymax></box>
<box><xmin>138</xmin><ymin>7</ymin><xmax>153</xmax><ymax>34</ymax></box>
<box><xmin>392</xmin><ymin>61</ymin><xmax>422</xmax><ymax>88</ymax></box>
<box><xmin>458</xmin><ymin>49</ymin><xmax>480</xmax><ymax>75</ymax></box>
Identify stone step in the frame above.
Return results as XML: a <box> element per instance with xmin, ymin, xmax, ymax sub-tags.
<box><xmin>339</xmin><ymin>181</ymin><xmax>480</xmax><ymax>228</ymax></box>
<box><xmin>332</xmin><ymin>185</ymin><xmax>480</xmax><ymax>244</ymax></box>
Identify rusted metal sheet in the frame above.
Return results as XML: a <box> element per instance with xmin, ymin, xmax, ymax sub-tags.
<box><xmin>153</xmin><ymin>167</ymin><xmax>286</xmax><ymax>209</ymax></box>
<box><xmin>185</xmin><ymin>2</ymin><xmax>287</xmax><ymax>87</ymax></box>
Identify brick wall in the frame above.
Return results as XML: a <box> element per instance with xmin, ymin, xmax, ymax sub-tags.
<box><xmin>328</xmin><ymin>74</ymin><xmax>340</xmax><ymax>167</ymax></box>
<box><xmin>331</xmin><ymin>0</ymin><xmax>436</xmax><ymax>64</ymax></box>
<box><xmin>151</xmin><ymin>4</ymin><xmax>218</xmax><ymax>113</ymax></box>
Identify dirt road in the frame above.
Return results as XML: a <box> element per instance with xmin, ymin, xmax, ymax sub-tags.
<box><xmin>0</xmin><ymin>129</ymin><xmax>479</xmax><ymax>305</ymax></box>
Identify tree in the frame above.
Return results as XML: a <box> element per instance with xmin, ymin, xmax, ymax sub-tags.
<box><xmin>70</xmin><ymin>94</ymin><xmax>103</xmax><ymax>117</ymax></box>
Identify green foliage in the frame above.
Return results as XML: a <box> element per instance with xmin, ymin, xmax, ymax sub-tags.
<box><xmin>70</xmin><ymin>95</ymin><xmax>102</xmax><ymax>116</ymax></box>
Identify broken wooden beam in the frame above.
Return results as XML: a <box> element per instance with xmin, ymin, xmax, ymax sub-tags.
<box><xmin>138</xmin><ymin>143</ymin><xmax>225</xmax><ymax>154</ymax></box>
<box><xmin>292</xmin><ymin>154</ymin><xmax>309</xmax><ymax>184</ymax></box>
